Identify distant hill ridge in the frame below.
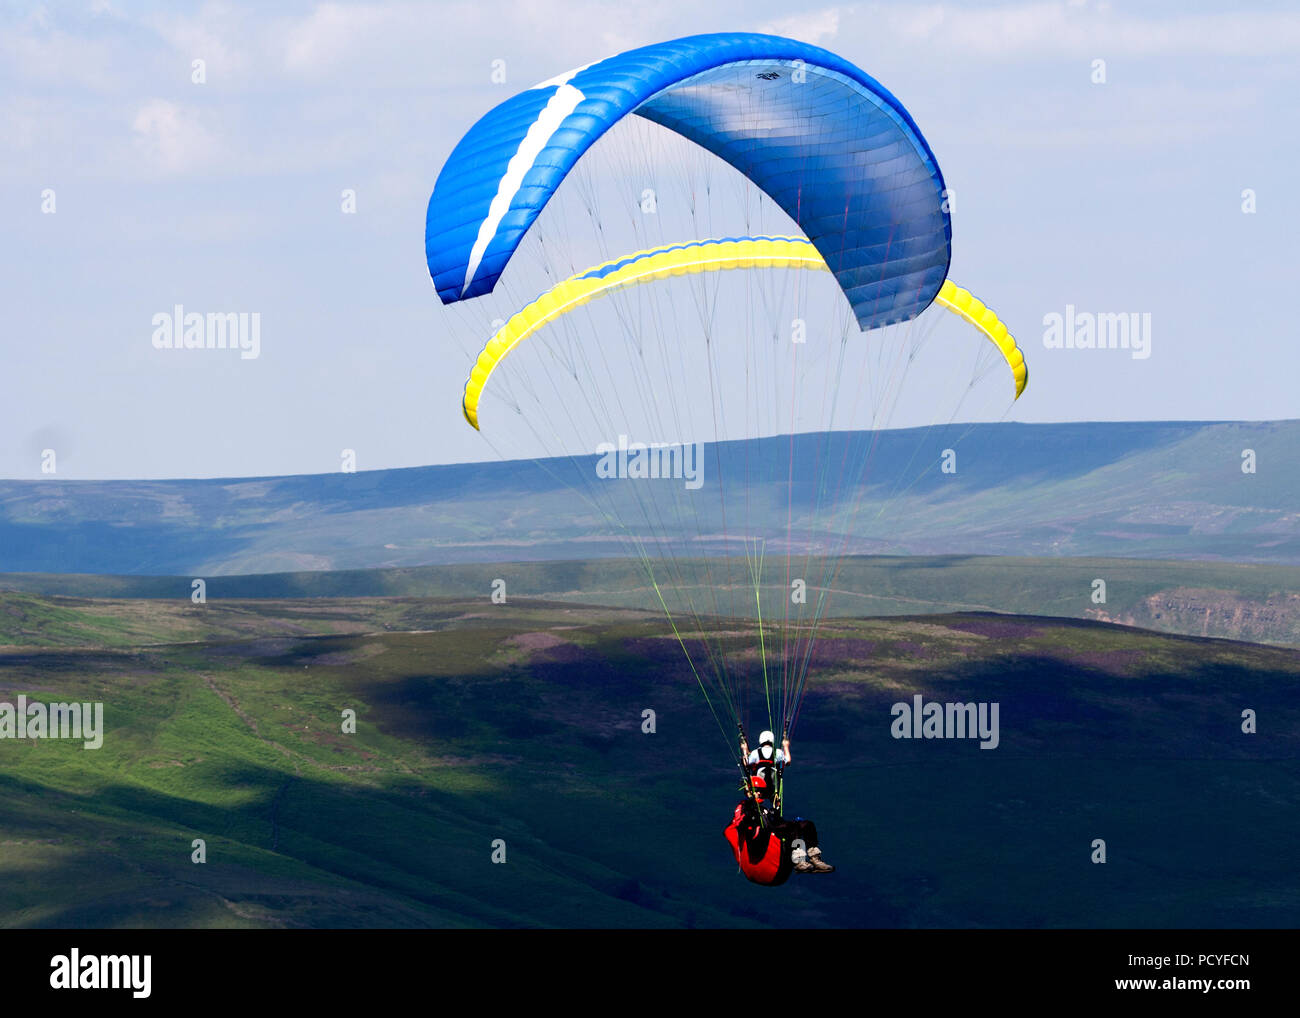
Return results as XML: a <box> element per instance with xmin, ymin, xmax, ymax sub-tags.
<box><xmin>1</xmin><ymin>420</ymin><xmax>1296</xmax><ymax>575</ymax></box>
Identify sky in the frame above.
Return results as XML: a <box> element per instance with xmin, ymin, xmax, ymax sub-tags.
<box><xmin>3</xmin><ymin>0</ymin><xmax>1298</xmax><ymax>479</ymax></box>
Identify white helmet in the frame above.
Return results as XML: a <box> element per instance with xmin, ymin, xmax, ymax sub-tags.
<box><xmin>758</xmin><ymin>730</ymin><xmax>775</xmax><ymax>746</ymax></box>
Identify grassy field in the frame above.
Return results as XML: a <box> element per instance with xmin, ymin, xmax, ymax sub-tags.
<box><xmin>1</xmin><ymin>591</ymin><xmax>1297</xmax><ymax>928</ymax></box>
<box><xmin>5</xmin><ymin>552</ymin><xmax>1300</xmax><ymax>646</ymax></box>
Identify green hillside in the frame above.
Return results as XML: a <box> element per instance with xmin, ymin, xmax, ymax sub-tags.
<box><xmin>5</xmin><ymin>553</ymin><xmax>1300</xmax><ymax>646</ymax></box>
<box><xmin>2</xmin><ymin>593</ymin><xmax>1296</xmax><ymax>928</ymax></box>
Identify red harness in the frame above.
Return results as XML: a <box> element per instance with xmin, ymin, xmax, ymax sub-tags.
<box><xmin>724</xmin><ymin>801</ymin><xmax>793</xmax><ymax>886</ymax></box>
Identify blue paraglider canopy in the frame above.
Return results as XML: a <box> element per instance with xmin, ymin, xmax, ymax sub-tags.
<box><xmin>425</xmin><ymin>32</ymin><xmax>952</xmax><ymax>332</ymax></box>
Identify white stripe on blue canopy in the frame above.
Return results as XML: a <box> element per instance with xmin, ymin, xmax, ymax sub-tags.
<box><xmin>425</xmin><ymin>32</ymin><xmax>951</xmax><ymax>331</ymax></box>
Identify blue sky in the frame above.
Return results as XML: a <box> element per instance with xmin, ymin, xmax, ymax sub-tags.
<box><xmin>3</xmin><ymin>0</ymin><xmax>1298</xmax><ymax>479</ymax></box>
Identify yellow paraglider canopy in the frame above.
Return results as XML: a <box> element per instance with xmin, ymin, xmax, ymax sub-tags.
<box><xmin>461</xmin><ymin>236</ymin><xmax>1026</xmax><ymax>430</ymax></box>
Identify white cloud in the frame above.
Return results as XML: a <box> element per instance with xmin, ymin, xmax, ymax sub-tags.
<box><xmin>0</xmin><ymin>15</ymin><xmax>121</xmax><ymax>89</ymax></box>
<box><xmin>757</xmin><ymin>8</ymin><xmax>842</xmax><ymax>47</ymax></box>
<box><xmin>283</xmin><ymin>2</ymin><xmax>396</xmax><ymax>74</ymax></box>
<box><xmin>277</xmin><ymin>0</ymin><xmax>661</xmax><ymax>80</ymax></box>
<box><xmin>147</xmin><ymin>1</ymin><xmax>258</xmax><ymax>80</ymax></box>
<box><xmin>850</xmin><ymin>3</ymin><xmax>1300</xmax><ymax>58</ymax></box>
<box><xmin>131</xmin><ymin>99</ymin><xmax>216</xmax><ymax>174</ymax></box>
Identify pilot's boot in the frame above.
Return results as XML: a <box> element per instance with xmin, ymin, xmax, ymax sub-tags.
<box><xmin>791</xmin><ymin>844</ymin><xmax>814</xmax><ymax>873</ymax></box>
<box><xmin>808</xmin><ymin>847</ymin><xmax>835</xmax><ymax>873</ymax></box>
